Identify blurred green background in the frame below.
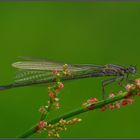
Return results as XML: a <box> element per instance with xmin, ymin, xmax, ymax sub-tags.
<box><xmin>0</xmin><ymin>2</ymin><xmax>140</xmax><ymax>138</ymax></box>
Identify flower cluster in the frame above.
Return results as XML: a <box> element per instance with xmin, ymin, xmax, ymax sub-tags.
<box><xmin>51</xmin><ymin>64</ymin><xmax>71</xmax><ymax>77</ymax></box>
<box><xmin>101</xmin><ymin>79</ymin><xmax>140</xmax><ymax>111</ymax></box>
<box><xmin>47</xmin><ymin>64</ymin><xmax>71</xmax><ymax>110</ymax></box>
<box><xmin>62</xmin><ymin>64</ymin><xmax>71</xmax><ymax>76</ymax></box>
<box><xmin>47</xmin><ymin>81</ymin><xmax>64</xmax><ymax>110</ymax></box>
<box><xmin>101</xmin><ymin>92</ymin><xmax>134</xmax><ymax>111</ymax></box>
<box><xmin>82</xmin><ymin>97</ymin><xmax>98</xmax><ymax>110</ymax></box>
<box><xmin>83</xmin><ymin>78</ymin><xmax>140</xmax><ymax>112</ymax></box>
<box><xmin>39</xmin><ymin>64</ymin><xmax>70</xmax><ymax>114</ymax></box>
<box><xmin>37</xmin><ymin>118</ymin><xmax>82</xmax><ymax>138</ymax></box>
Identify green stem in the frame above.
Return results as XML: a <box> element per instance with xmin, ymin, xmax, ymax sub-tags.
<box><xmin>18</xmin><ymin>88</ymin><xmax>139</xmax><ymax>138</ymax></box>
<box><xmin>40</xmin><ymin>97</ymin><xmax>53</xmax><ymax>121</ymax></box>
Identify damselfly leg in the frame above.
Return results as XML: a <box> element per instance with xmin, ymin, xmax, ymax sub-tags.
<box><xmin>102</xmin><ymin>76</ymin><xmax>124</xmax><ymax>99</ymax></box>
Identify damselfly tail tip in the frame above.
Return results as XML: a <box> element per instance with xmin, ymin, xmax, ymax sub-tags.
<box><xmin>0</xmin><ymin>85</ymin><xmax>10</xmax><ymax>91</ymax></box>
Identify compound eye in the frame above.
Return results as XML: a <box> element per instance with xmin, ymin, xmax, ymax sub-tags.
<box><xmin>132</xmin><ymin>67</ymin><xmax>136</xmax><ymax>73</ymax></box>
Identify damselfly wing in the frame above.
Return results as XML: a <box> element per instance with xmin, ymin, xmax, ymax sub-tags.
<box><xmin>12</xmin><ymin>60</ymin><xmax>104</xmax><ymax>84</ymax></box>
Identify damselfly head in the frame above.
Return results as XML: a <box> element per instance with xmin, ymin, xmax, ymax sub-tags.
<box><xmin>128</xmin><ymin>65</ymin><xmax>137</xmax><ymax>74</ymax></box>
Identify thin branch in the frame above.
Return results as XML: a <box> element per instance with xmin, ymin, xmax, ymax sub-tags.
<box><xmin>18</xmin><ymin>86</ymin><xmax>140</xmax><ymax>138</ymax></box>
<box><xmin>40</xmin><ymin>97</ymin><xmax>53</xmax><ymax>121</ymax></box>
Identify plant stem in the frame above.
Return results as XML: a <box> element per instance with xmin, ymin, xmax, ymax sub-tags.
<box><xmin>40</xmin><ymin>97</ymin><xmax>53</xmax><ymax>121</ymax></box>
<box><xmin>18</xmin><ymin>88</ymin><xmax>139</xmax><ymax>138</ymax></box>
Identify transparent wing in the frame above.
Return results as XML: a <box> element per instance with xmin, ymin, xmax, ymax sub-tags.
<box><xmin>15</xmin><ymin>56</ymin><xmax>105</xmax><ymax>71</ymax></box>
<box><xmin>12</xmin><ymin>58</ymin><xmax>105</xmax><ymax>84</ymax></box>
<box><xmin>12</xmin><ymin>61</ymin><xmax>91</xmax><ymax>72</ymax></box>
<box><xmin>13</xmin><ymin>57</ymin><xmax>65</xmax><ymax>83</ymax></box>
<box><xmin>14</xmin><ymin>69</ymin><xmax>54</xmax><ymax>83</ymax></box>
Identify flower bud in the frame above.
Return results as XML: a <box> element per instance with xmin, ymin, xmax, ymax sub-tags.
<box><xmin>58</xmin><ymin>82</ymin><xmax>64</xmax><ymax>89</ymax></box>
<box><xmin>56</xmin><ymin>73</ymin><xmax>60</xmax><ymax>77</ymax></box>
<box><xmin>121</xmin><ymin>99</ymin><xmax>128</xmax><ymax>106</ymax></box>
<box><xmin>115</xmin><ymin>103</ymin><xmax>121</xmax><ymax>109</ymax></box>
<box><xmin>63</xmin><ymin>64</ymin><xmax>68</xmax><ymax>69</ymax></box>
<box><xmin>135</xmin><ymin>79</ymin><xmax>140</xmax><ymax>88</ymax></box>
<box><xmin>109</xmin><ymin>93</ymin><xmax>115</xmax><ymax>98</ymax></box>
<box><xmin>87</xmin><ymin>98</ymin><xmax>98</xmax><ymax>104</ymax></box>
<box><xmin>55</xmin><ymin>103</ymin><xmax>60</xmax><ymax>109</ymax></box>
<box><xmin>52</xmin><ymin>70</ymin><xmax>58</xmax><ymax>75</ymax></box>
<box><xmin>108</xmin><ymin>103</ymin><xmax>115</xmax><ymax>110</ymax></box>
<box><xmin>38</xmin><ymin>121</ymin><xmax>45</xmax><ymax>129</ymax></box>
<box><xmin>101</xmin><ymin>105</ymin><xmax>107</xmax><ymax>112</ymax></box>
<box><xmin>39</xmin><ymin>106</ymin><xmax>46</xmax><ymax>113</ymax></box>
<box><xmin>125</xmin><ymin>84</ymin><xmax>135</xmax><ymax>92</ymax></box>
<box><xmin>137</xmin><ymin>92</ymin><xmax>140</xmax><ymax>96</ymax></box>
<box><xmin>54</xmin><ymin>97</ymin><xmax>59</xmax><ymax>102</ymax></box>
<box><xmin>49</xmin><ymin>92</ymin><xmax>56</xmax><ymax>98</ymax></box>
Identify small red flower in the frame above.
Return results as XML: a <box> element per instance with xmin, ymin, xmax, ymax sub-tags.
<box><xmin>38</xmin><ymin>121</ymin><xmax>45</xmax><ymax>129</ymax></box>
<box><xmin>126</xmin><ymin>98</ymin><xmax>134</xmax><ymax>105</ymax></box>
<box><xmin>109</xmin><ymin>93</ymin><xmax>115</xmax><ymax>98</ymax></box>
<box><xmin>55</xmin><ymin>88</ymin><xmax>60</xmax><ymax>93</ymax></box>
<box><xmin>121</xmin><ymin>99</ymin><xmax>128</xmax><ymax>106</ymax></box>
<box><xmin>49</xmin><ymin>92</ymin><xmax>56</xmax><ymax>98</ymax></box>
<box><xmin>125</xmin><ymin>84</ymin><xmax>135</xmax><ymax>92</ymax></box>
<box><xmin>108</xmin><ymin>103</ymin><xmax>115</xmax><ymax>110</ymax></box>
<box><xmin>101</xmin><ymin>105</ymin><xmax>107</xmax><ymax>112</ymax></box>
<box><xmin>87</xmin><ymin>104</ymin><xmax>95</xmax><ymax>110</ymax></box>
<box><xmin>137</xmin><ymin>92</ymin><xmax>140</xmax><ymax>96</ymax></box>
<box><xmin>135</xmin><ymin>79</ymin><xmax>140</xmax><ymax>88</ymax></box>
<box><xmin>115</xmin><ymin>103</ymin><xmax>121</xmax><ymax>109</ymax></box>
<box><xmin>58</xmin><ymin>82</ymin><xmax>64</xmax><ymax>89</ymax></box>
<box><xmin>52</xmin><ymin>70</ymin><xmax>58</xmax><ymax>75</ymax></box>
<box><xmin>87</xmin><ymin>98</ymin><xmax>98</xmax><ymax>104</ymax></box>
<box><xmin>55</xmin><ymin>102</ymin><xmax>60</xmax><ymax>109</ymax></box>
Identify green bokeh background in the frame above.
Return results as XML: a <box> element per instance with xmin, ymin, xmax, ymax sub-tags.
<box><xmin>0</xmin><ymin>2</ymin><xmax>140</xmax><ymax>138</ymax></box>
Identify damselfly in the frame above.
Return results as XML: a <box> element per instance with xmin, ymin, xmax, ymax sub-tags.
<box><xmin>0</xmin><ymin>58</ymin><xmax>136</xmax><ymax>98</ymax></box>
